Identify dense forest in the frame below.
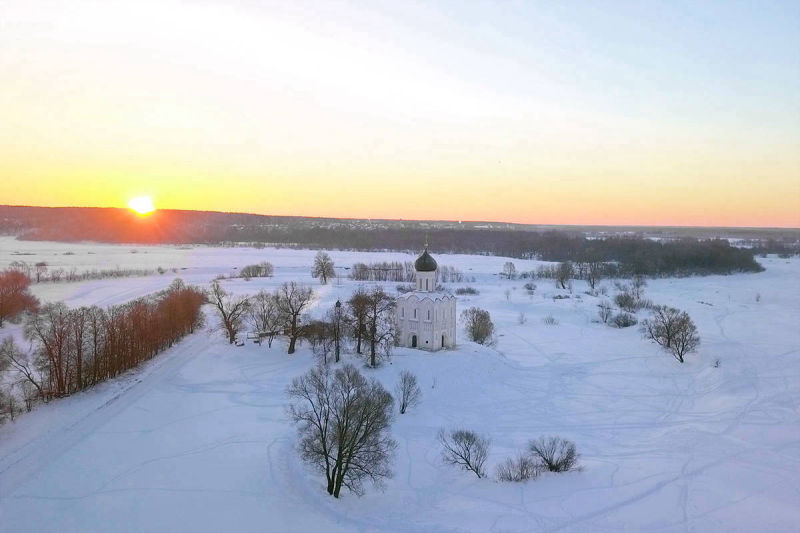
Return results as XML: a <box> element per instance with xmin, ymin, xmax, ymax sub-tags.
<box><xmin>2</xmin><ymin>205</ymin><xmax>796</xmax><ymax>277</ymax></box>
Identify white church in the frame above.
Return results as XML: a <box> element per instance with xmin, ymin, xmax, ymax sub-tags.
<box><xmin>395</xmin><ymin>246</ymin><xmax>457</xmax><ymax>351</ymax></box>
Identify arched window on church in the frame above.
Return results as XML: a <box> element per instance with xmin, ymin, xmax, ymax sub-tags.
<box><xmin>413</xmin><ymin>309</ymin><xmax>417</xmax><ymax>319</ymax></box>
<box><xmin>427</xmin><ymin>309</ymin><xmax>431</xmax><ymax>320</ymax></box>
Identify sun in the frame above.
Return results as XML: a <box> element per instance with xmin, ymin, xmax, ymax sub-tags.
<box><xmin>128</xmin><ymin>196</ymin><xmax>155</xmax><ymax>215</ymax></box>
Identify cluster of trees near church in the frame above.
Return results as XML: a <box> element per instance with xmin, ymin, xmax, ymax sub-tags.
<box><xmin>0</xmin><ymin>279</ymin><xmax>205</xmax><ymax>421</ymax></box>
<box><xmin>349</xmin><ymin>261</ymin><xmax>468</xmax><ymax>283</ymax></box>
<box><xmin>208</xmin><ymin>280</ymin><xmax>397</xmax><ymax>368</ymax></box>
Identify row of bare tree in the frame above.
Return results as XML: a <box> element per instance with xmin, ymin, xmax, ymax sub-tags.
<box><xmin>1</xmin><ymin>279</ymin><xmax>205</xmax><ymax>405</ymax></box>
<box><xmin>6</xmin><ymin>260</ymin><xmax>156</xmax><ymax>284</ymax></box>
<box><xmin>349</xmin><ymin>261</ymin><xmax>466</xmax><ymax>284</ymax></box>
<box><xmin>208</xmin><ymin>281</ymin><xmax>398</xmax><ymax>366</ymax></box>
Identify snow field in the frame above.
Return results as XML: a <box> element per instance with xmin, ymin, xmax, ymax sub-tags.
<box><xmin>0</xmin><ymin>239</ymin><xmax>798</xmax><ymax>532</ymax></box>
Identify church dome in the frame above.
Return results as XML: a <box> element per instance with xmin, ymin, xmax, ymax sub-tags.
<box><xmin>414</xmin><ymin>248</ymin><xmax>438</xmax><ymax>272</ymax></box>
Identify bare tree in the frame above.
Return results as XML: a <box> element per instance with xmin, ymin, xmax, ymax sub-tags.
<box><xmin>364</xmin><ymin>286</ymin><xmax>396</xmax><ymax>367</ymax></box>
<box><xmin>583</xmin><ymin>260</ymin><xmax>604</xmax><ymax>290</ymax></box>
<box><xmin>395</xmin><ymin>370</ymin><xmax>421</xmax><ymax>414</ymax></box>
<box><xmin>25</xmin><ymin>302</ymin><xmax>71</xmax><ymax>396</ymax></box>
<box><xmin>0</xmin><ymin>339</ymin><xmax>17</xmax><ymax>421</ymax></box>
<box><xmin>528</xmin><ymin>436</ymin><xmax>580</xmax><ymax>472</ymax></box>
<box><xmin>670</xmin><ymin>314</ymin><xmax>700</xmax><ymax>363</ymax></box>
<box><xmin>346</xmin><ymin>288</ymin><xmax>370</xmax><ymax>355</ymax></box>
<box><xmin>641</xmin><ymin>306</ymin><xmax>699</xmax><ymax>363</ymax></box>
<box><xmin>631</xmin><ymin>274</ymin><xmax>647</xmax><ymax>301</ymax></box>
<box><xmin>208</xmin><ymin>280</ymin><xmax>250</xmax><ymax>344</ymax></box>
<box><xmin>287</xmin><ymin>364</ymin><xmax>396</xmax><ymax>498</ymax></box>
<box><xmin>556</xmin><ymin>261</ymin><xmax>573</xmax><ymax>290</ymax></box>
<box><xmin>1</xmin><ymin>337</ymin><xmax>44</xmax><ymax>401</ymax></box>
<box><xmin>438</xmin><ymin>428</ymin><xmax>490</xmax><ymax>479</ymax></box>
<box><xmin>501</xmin><ymin>262</ymin><xmax>517</xmax><ymax>280</ymax></box>
<box><xmin>304</xmin><ymin>320</ymin><xmax>335</xmax><ymax>364</ymax></box>
<box><xmin>247</xmin><ymin>290</ymin><xmax>281</xmax><ymax>347</ymax></box>
<box><xmin>461</xmin><ymin>307</ymin><xmax>494</xmax><ymax>345</ymax></box>
<box><xmin>641</xmin><ymin>306</ymin><xmax>683</xmax><ymax>349</ymax></box>
<box><xmin>311</xmin><ymin>251</ymin><xmax>336</xmax><ymax>285</ymax></box>
<box><xmin>277</xmin><ymin>281</ymin><xmax>315</xmax><ymax>354</ymax></box>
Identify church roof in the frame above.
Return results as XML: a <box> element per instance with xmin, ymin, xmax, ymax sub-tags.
<box><xmin>414</xmin><ymin>247</ymin><xmax>438</xmax><ymax>272</ymax></box>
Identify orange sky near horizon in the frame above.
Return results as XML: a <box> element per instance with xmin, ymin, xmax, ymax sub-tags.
<box><xmin>1</xmin><ymin>1</ymin><xmax>798</xmax><ymax>228</ymax></box>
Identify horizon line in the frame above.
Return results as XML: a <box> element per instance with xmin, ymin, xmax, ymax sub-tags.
<box><xmin>1</xmin><ymin>203</ymin><xmax>798</xmax><ymax>232</ymax></box>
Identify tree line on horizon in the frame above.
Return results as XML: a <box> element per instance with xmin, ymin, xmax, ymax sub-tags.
<box><xmin>1</xmin><ymin>205</ymin><xmax>787</xmax><ymax>277</ymax></box>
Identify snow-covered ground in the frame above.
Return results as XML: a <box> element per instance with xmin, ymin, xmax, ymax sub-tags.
<box><xmin>1</xmin><ymin>238</ymin><xmax>799</xmax><ymax>532</ymax></box>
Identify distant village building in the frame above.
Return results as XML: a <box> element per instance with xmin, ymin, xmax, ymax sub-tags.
<box><xmin>395</xmin><ymin>246</ymin><xmax>457</xmax><ymax>351</ymax></box>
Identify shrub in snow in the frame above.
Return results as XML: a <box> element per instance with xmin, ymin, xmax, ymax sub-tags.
<box><xmin>669</xmin><ymin>316</ymin><xmax>700</xmax><ymax>363</ymax></box>
<box><xmin>524</xmin><ymin>282</ymin><xmax>536</xmax><ymax>295</ymax></box>
<box><xmin>395</xmin><ymin>370</ymin><xmax>421</xmax><ymax>414</ymax></box>
<box><xmin>455</xmin><ymin>286</ymin><xmax>479</xmax><ymax>295</ymax></box>
<box><xmin>614</xmin><ymin>292</ymin><xmax>637</xmax><ymax>313</ymax></box>
<box><xmin>641</xmin><ymin>306</ymin><xmax>700</xmax><ymax>363</ymax></box>
<box><xmin>495</xmin><ymin>453</ymin><xmax>540</xmax><ymax>482</ymax></box>
<box><xmin>612</xmin><ymin>312</ymin><xmax>637</xmax><ymax>328</ymax></box>
<box><xmin>239</xmin><ymin>261</ymin><xmax>274</xmax><ymax>280</ymax></box>
<box><xmin>396</xmin><ymin>284</ymin><xmax>415</xmax><ymax>294</ymax></box>
<box><xmin>246</xmin><ymin>290</ymin><xmax>282</xmax><ymax>348</ymax></box>
<box><xmin>438</xmin><ymin>428</ymin><xmax>490</xmax><ymax>479</ymax></box>
<box><xmin>542</xmin><ymin>315</ymin><xmax>559</xmax><ymax>326</ymax></box>
<box><xmin>461</xmin><ymin>307</ymin><xmax>495</xmax><ymax>345</ymax></box>
<box><xmin>287</xmin><ymin>364</ymin><xmax>396</xmax><ymax>498</ymax></box>
<box><xmin>517</xmin><ymin>312</ymin><xmax>527</xmax><ymax>325</ymax></box>
<box><xmin>555</xmin><ymin>261</ymin><xmax>572</xmax><ymax>289</ymax></box>
<box><xmin>528</xmin><ymin>436</ymin><xmax>580</xmax><ymax>473</ymax></box>
<box><xmin>501</xmin><ymin>262</ymin><xmax>517</xmax><ymax>279</ymax></box>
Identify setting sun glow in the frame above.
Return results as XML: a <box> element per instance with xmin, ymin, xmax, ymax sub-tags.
<box><xmin>128</xmin><ymin>196</ymin><xmax>155</xmax><ymax>215</ymax></box>
<box><xmin>0</xmin><ymin>1</ymin><xmax>797</xmax><ymax>227</ymax></box>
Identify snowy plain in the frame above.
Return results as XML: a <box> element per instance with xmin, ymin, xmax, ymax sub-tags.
<box><xmin>0</xmin><ymin>236</ymin><xmax>799</xmax><ymax>532</ymax></box>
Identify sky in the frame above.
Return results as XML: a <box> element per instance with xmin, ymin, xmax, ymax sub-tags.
<box><xmin>0</xmin><ymin>0</ymin><xmax>798</xmax><ymax>227</ymax></box>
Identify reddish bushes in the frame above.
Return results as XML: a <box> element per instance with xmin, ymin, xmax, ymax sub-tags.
<box><xmin>0</xmin><ymin>269</ymin><xmax>39</xmax><ymax>326</ymax></box>
<box><xmin>15</xmin><ymin>279</ymin><xmax>205</xmax><ymax>399</ymax></box>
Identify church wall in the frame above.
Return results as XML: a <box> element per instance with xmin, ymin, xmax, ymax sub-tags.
<box><xmin>395</xmin><ymin>293</ymin><xmax>456</xmax><ymax>351</ymax></box>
